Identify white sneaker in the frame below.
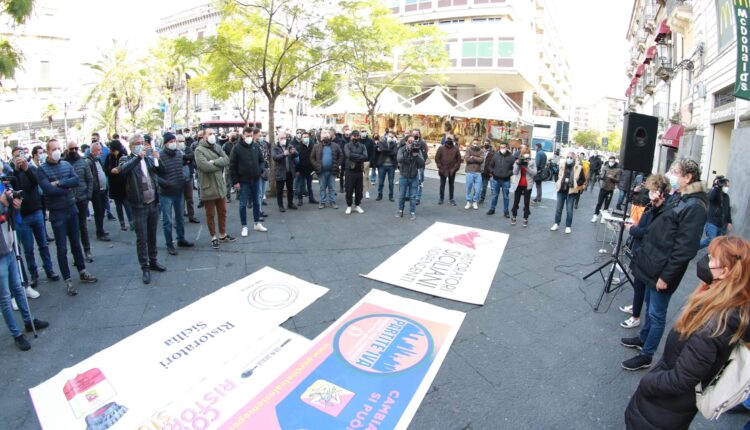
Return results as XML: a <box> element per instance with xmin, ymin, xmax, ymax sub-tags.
<box><xmin>550</xmin><ymin>224</ymin><xmax>559</xmax><ymax>231</ymax></box>
<box><xmin>254</xmin><ymin>223</ymin><xmax>267</xmax><ymax>232</ymax></box>
<box><xmin>591</xmin><ymin>214</ymin><xmax>598</xmax><ymax>223</ymax></box>
<box><xmin>620</xmin><ymin>316</ymin><xmax>641</xmax><ymax>329</ymax></box>
<box><xmin>11</xmin><ymin>298</ymin><xmax>18</xmax><ymax>310</ymax></box>
<box><xmin>565</xmin><ymin>227</ymin><xmax>572</xmax><ymax>234</ymax></box>
<box><xmin>25</xmin><ymin>286</ymin><xmax>40</xmax><ymax>299</ymax></box>
<box><xmin>472</xmin><ymin>202</ymin><xmax>478</xmax><ymax>210</ymax></box>
<box><xmin>365</xmin><ymin>191</ymin><xmax>370</xmax><ymax>199</ymax></box>
<box><xmin>241</xmin><ymin>226</ymin><xmax>249</xmax><ymax>237</ymax></box>
<box><xmin>619</xmin><ymin>304</ymin><xmax>633</xmax><ymax>314</ymax></box>
<box><xmin>354</xmin><ymin>206</ymin><xmax>364</xmax><ymax>214</ymax></box>
<box><xmin>345</xmin><ymin>206</ymin><xmax>352</xmax><ymax>215</ymax></box>
<box><xmin>464</xmin><ymin>202</ymin><xmax>471</xmax><ymax>209</ymax></box>
<box><xmin>600</xmin><ymin>216</ymin><xmax>607</xmax><ymax>224</ymax></box>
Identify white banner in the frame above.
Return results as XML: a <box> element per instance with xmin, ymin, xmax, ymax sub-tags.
<box><xmin>29</xmin><ymin>267</ymin><xmax>327</xmax><ymax>430</ymax></box>
<box><xmin>363</xmin><ymin>222</ymin><xmax>509</xmax><ymax>304</ymax></box>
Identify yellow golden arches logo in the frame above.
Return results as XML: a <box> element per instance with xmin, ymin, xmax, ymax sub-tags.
<box><xmin>722</xmin><ymin>1</ymin><xmax>735</xmax><ymax>29</ymax></box>
<box><xmin>736</xmin><ymin>0</ymin><xmax>750</xmax><ymax>8</ymax></box>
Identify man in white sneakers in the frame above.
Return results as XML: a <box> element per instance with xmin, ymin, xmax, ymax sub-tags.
<box><xmin>343</xmin><ymin>130</ymin><xmax>368</xmax><ymax>214</ymax></box>
<box><xmin>230</xmin><ymin>127</ymin><xmax>268</xmax><ymax>237</ymax></box>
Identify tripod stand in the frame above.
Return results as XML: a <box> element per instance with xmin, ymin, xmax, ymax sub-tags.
<box><xmin>2</xmin><ymin>195</ymin><xmax>38</xmax><ymax>338</ymax></box>
<box><xmin>584</xmin><ymin>183</ymin><xmax>635</xmax><ymax>311</ymax></box>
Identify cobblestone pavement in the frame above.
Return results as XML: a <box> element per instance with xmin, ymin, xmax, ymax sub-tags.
<box><xmin>0</xmin><ymin>176</ymin><xmax>744</xmax><ymax>429</ymax></box>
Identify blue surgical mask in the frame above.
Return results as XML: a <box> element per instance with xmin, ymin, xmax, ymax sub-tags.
<box><xmin>303</xmin><ymin>137</ymin><xmax>309</xmax><ymax>144</ymax></box>
<box><xmin>667</xmin><ymin>173</ymin><xmax>680</xmax><ymax>191</ymax></box>
<box><xmin>134</xmin><ymin>145</ymin><xmax>143</xmax><ymax>155</ymax></box>
<box><xmin>39</xmin><ymin>153</ymin><xmax>48</xmax><ymax>164</ymax></box>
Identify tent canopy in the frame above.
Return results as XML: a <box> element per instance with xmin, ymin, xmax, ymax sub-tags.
<box><xmin>318</xmin><ymin>92</ymin><xmax>367</xmax><ymax>115</ymax></box>
<box><xmin>407</xmin><ymin>87</ymin><xmax>467</xmax><ymax>117</ymax></box>
<box><xmin>457</xmin><ymin>88</ymin><xmax>522</xmax><ymax>122</ymax></box>
<box><xmin>375</xmin><ymin>88</ymin><xmax>414</xmax><ymax>114</ymax></box>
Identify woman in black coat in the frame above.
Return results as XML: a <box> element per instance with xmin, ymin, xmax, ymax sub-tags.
<box><xmin>625</xmin><ymin>236</ymin><xmax>750</xmax><ymax>429</ymax></box>
<box><xmin>104</xmin><ymin>140</ymin><xmax>133</xmax><ymax>231</ymax></box>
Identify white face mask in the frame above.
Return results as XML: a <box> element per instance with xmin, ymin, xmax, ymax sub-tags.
<box><xmin>649</xmin><ymin>190</ymin><xmax>660</xmax><ymax>202</ymax></box>
<box><xmin>51</xmin><ymin>149</ymin><xmax>62</xmax><ymax>162</ymax></box>
<box><xmin>39</xmin><ymin>153</ymin><xmax>48</xmax><ymax>164</ymax></box>
<box><xmin>207</xmin><ymin>135</ymin><xmax>216</xmax><ymax>144</ymax></box>
<box><xmin>280</xmin><ymin>139</ymin><xmax>287</xmax><ymax>146</ymax></box>
<box><xmin>244</xmin><ymin>136</ymin><xmax>252</xmax><ymax>144</ymax></box>
<box><xmin>167</xmin><ymin>142</ymin><xmax>177</xmax><ymax>151</ymax></box>
<box><xmin>722</xmin><ymin>186</ymin><xmax>730</xmax><ymax>194</ymax></box>
<box><xmin>177</xmin><ymin>142</ymin><xmax>185</xmax><ymax>151</ymax></box>
<box><xmin>608</xmin><ymin>161</ymin><xmax>616</xmax><ymax>167</ymax></box>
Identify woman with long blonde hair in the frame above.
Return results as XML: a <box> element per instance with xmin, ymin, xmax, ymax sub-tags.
<box><xmin>625</xmin><ymin>236</ymin><xmax>750</xmax><ymax>429</ymax></box>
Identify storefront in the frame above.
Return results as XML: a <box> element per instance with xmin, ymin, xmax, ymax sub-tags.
<box><xmin>708</xmin><ymin>100</ymin><xmax>736</xmax><ymax>180</ymax></box>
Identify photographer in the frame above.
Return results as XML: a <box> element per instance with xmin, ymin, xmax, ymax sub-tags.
<box><xmin>591</xmin><ymin>155</ymin><xmax>621</xmax><ymax>223</ymax></box>
<box><xmin>375</xmin><ymin>132</ymin><xmax>398</xmax><ymax>202</ymax></box>
<box><xmin>510</xmin><ymin>148</ymin><xmax>537</xmax><ymax>227</ymax></box>
<box><xmin>395</xmin><ymin>136</ymin><xmax>425</xmax><ymax>220</ymax></box>
<box><xmin>587</xmin><ymin>152</ymin><xmax>603</xmax><ymax>192</ymax></box>
<box><xmin>10</xmin><ymin>147</ymin><xmax>58</xmax><ymax>292</ymax></box>
<box><xmin>699</xmin><ymin>175</ymin><xmax>732</xmax><ymax>249</ymax></box>
<box><xmin>0</xmin><ymin>183</ymin><xmax>49</xmax><ymax>351</ymax></box>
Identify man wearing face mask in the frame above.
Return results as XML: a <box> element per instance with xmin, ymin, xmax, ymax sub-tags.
<box><xmin>463</xmin><ymin>139</ymin><xmax>484</xmax><ymax>210</ymax></box>
<box><xmin>488</xmin><ymin>142</ymin><xmax>515</xmax><ymax>217</ymax></box>
<box><xmin>231</xmin><ymin>127</ymin><xmax>267</xmax><ymax>237</ymax></box>
<box><xmin>375</xmin><ymin>132</ymin><xmax>397</xmax><ymax>202</ymax></box>
<box><xmin>292</xmin><ymin>131</ymin><xmax>318</xmax><ymax>207</ymax></box>
<box><xmin>360</xmin><ymin>130</ymin><xmax>375</xmax><ymax>199</ymax></box>
<box><xmin>87</xmin><ymin>143</ymin><xmax>111</xmax><ymax>242</ymax></box>
<box><xmin>396</xmin><ymin>136</ymin><xmax>424</xmax><ymax>220</ymax></box>
<box><xmin>310</xmin><ymin>130</ymin><xmax>343</xmax><ymax>209</ymax></box>
<box><xmin>157</xmin><ymin>133</ymin><xmax>195</xmax><ymax>256</ymax></box>
<box><xmin>176</xmin><ymin>134</ymin><xmax>199</xmax><ymax>224</ymax></box>
<box><xmin>699</xmin><ymin>176</ymin><xmax>732</xmax><ymax>249</ymax></box>
<box><xmin>621</xmin><ymin>157</ymin><xmax>708</xmax><ymax>371</ymax></box>
<box><xmin>36</xmin><ymin>139</ymin><xmax>98</xmax><ymax>296</ymax></box>
<box><xmin>533</xmin><ymin>142</ymin><xmax>547</xmax><ymax>202</ymax></box>
<box><xmin>550</xmin><ymin>151</ymin><xmax>586</xmax><ymax>234</ymax></box>
<box><xmin>65</xmin><ymin>141</ymin><xmax>94</xmax><ymax>263</ymax></box>
<box><xmin>343</xmin><ymin>130</ymin><xmax>368</xmax><ymax>214</ymax></box>
<box><xmin>479</xmin><ymin>139</ymin><xmax>494</xmax><ymax>204</ymax></box>
<box><xmin>434</xmin><ymin>136</ymin><xmax>461</xmax><ymax>205</ymax></box>
<box><xmin>410</xmin><ymin>129</ymin><xmax>429</xmax><ymax>205</ymax></box>
<box><xmin>338</xmin><ymin>126</ymin><xmax>351</xmax><ymax>193</ymax></box>
<box><xmin>118</xmin><ymin>134</ymin><xmax>167</xmax><ymax>284</ymax></box>
<box><xmin>271</xmin><ymin>131</ymin><xmax>299</xmax><ymax>212</ymax></box>
<box><xmin>194</xmin><ymin>129</ymin><xmax>235</xmax><ymax>250</ymax></box>
<box><xmin>591</xmin><ymin>156</ymin><xmax>621</xmax><ymax>223</ymax></box>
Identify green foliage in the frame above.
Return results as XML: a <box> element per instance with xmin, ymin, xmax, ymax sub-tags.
<box><xmin>3</xmin><ymin>0</ymin><xmax>33</xmax><ymax>23</ymax></box>
<box><xmin>41</xmin><ymin>103</ymin><xmax>57</xmax><ymax>127</ymax></box>
<box><xmin>312</xmin><ymin>70</ymin><xmax>336</xmax><ymax>106</ymax></box>
<box><xmin>0</xmin><ymin>0</ymin><xmax>34</xmax><ymax>80</ymax></box>
<box><xmin>573</xmin><ymin>129</ymin><xmax>600</xmax><ymax>149</ymax></box>
<box><xmin>605</xmin><ymin>129</ymin><xmax>622</xmax><ymax>154</ymax></box>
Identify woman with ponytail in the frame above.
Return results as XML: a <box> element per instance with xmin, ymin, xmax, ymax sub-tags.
<box><xmin>625</xmin><ymin>236</ymin><xmax>750</xmax><ymax>429</ymax></box>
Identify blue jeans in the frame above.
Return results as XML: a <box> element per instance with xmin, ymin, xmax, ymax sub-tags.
<box><xmin>161</xmin><ymin>194</ymin><xmax>185</xmax><ymax>247</ymax></box>
<box><xmin>699</xmin><ymin>222</ymin><xmax>725</xmax><ymax>250</ymax></box>
<box><xmin>416</xmin><ymin>167</ymin><xmax>425</xmax><ymax>200</ymax></box>
<box><xmin>239</xmin><ymin>181</ymin><xmax>261</xmax><ymax>226</ymax></box>
<box><xmin>260</xmin><ymin>178</ymin><xmax>268</xmax><ymax>200</ymax></box>
<box><xmin>0</xmin><ymin>252</ymin><xmax>32</xmax><ymax>337</ymax></box>
<box><xmin>465</xmin><ymin>172</ymin><xmax>482</xmax><ymax>203</ymax></box>
<box><xmin>369</xmin><ymin>166</ymin><xmax>377</xmax><ymax>184</ymax></box>
<box><xmin>639</xmin><ymin>286</ymin><xmax>672</xmax><ymax>358</ymax></box>
<box><xmin>319</xmin><ymin>171</ymin><xmax>336</xmax><ymax>205</ymax></box>
<box><xmin>399</xmin><ymin>177</ymin><xmax>419</xmax><ymax>213</ymax></box>
<box><xmin>294</xmin><ymin>173</ymin><xmax>314</xmax><ymax>201</ymax></box>
<box><xmin>378</xmin><ymin>165</ymin><xmax>395</xmax><ymax>197</ymax></box>
<box><xmin>554</xmin><ymin>192</ymin><xmax>576</xmax><ymax>227</ymax></box>
<box><xmin>616</xmin><ymin>188</ymin><xmax>628</xmax><ymax>208</ymax></box>
<box><xmin>490</xmin><ymin>178</ymin><xmax>511</xmax><ymax>214</ymax></box>
<box><xmin>17</xmin><ymin>209</ymin><xmax>54</xmax><ymax>279</ymax></box>
<box><xmin>49</xmin><ymin>205</ymin><xmax>85</xmax><ymax>281</ymax></box>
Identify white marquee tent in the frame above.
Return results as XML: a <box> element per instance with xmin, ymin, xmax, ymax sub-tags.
<box><xmin>318</xmin><ymin>92</ymin><xmax>367</xmax><ymax>115</ymax></box>
<box><xmin>407</xmin><ymin>87</ymin><xmax>467</xmax><ymax>117</ymax></box>
<box><xmin>457</xmin><ymin>88</ymin><xmax>522</xmax><ymax>122</ymax></box>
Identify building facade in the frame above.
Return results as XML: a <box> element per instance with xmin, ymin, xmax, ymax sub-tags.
<box><xmin>391</xmin><ymin>0</ymin><xmax>572</xmax><ymax>120</ymax></box>
<box><xmin>625</xmin><ymin>0</ymin><xmax>749</xmax><ymax>234</ymax></box>
<box><xmin>156</xmin><ymin>4</ymin><xmax>318</xmax><ymax>130</ymax></box>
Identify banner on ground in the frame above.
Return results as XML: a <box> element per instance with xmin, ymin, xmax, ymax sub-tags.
<box><xmin>217</xmin><ymin>289</ymin><xmax>465</xmax><ymax>430</ymax></box>
<box><xmin>29</xmin><ymin>267</ymin><xmax>328</xmax><ymax>430</ymax></box>
<box><xmin>363</xmin><ymin>221</ymin><xmax>508</xmax><ymax>304</ymax></box>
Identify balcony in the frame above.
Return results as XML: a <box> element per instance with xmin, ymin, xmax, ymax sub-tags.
<box><xmin>644</xmin><ymin>65</ymin><xmax>656</xmax><ymax>95</ymax></box>
<box><xmin>643</xmin><ymin>0</ymin><xmax>657</xmax><ymax>33</ymax></box>
<box><xmin>636</xmin><ymin>30</ymin><xmax>647</xmax><ymax>51</ymax></box>
<box><xmin>666</xmin><ymin>0</ymin><xmax>693</xmax><ymax>34</ymax></box>
<box><xmin>655</xmin><ymin>43</ymin><xmax>673</xmax><ymax>80</ymax></box>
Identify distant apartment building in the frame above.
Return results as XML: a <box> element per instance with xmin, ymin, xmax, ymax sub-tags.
<box><xmin>588</xmin><ymin>97</ymin><xmax>626</xmax><ymax>134</ymax></box>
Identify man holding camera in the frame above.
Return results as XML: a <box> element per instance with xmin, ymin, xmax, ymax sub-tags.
<box><xmin>36</xmin><ymin>139</ymin><xmax>98</xmax><ymax>296</ymax></box>
<box><xmin>10</xmin><ymin>147</ymin><xmax>58</xmax><ymax>294</ymax></box>
<box><xmin>395</xmin><ymin>136</ymin><xmax>425</xmax><ymax>220</ymax></box>
<box><xmin>699</xmin><ymin>175</ymin><xmax>732</xmax><ymax>249</ymax></box>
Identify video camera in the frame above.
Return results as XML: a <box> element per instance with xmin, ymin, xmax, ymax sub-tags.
<box><xmin>0</xmin><ymin>176</ymin><xmax>24</xmax><ymax>199</ymax></box>
<box><xmin>713</xmin><ymin>175</ymin><xmax>729</xmax><ymax>187</ymax></box>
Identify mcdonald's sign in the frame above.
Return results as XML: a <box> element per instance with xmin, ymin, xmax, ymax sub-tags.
<box><xmin>718</xmin><ymin>0</ymin><xmax>735</xmax><ymax>50</ymax></box>
<box><xmin>734</xmin><ymin>0</ymin><xmax>750</xmax><ymax>100</ymax></box>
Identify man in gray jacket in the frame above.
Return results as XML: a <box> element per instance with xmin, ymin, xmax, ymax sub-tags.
<box><xmin>65</xmin><ymin>141</ymin><xmax>94</xmax><ymax>263</ymax></box>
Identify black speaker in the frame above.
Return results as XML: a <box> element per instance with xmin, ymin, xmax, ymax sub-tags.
<box><xmin>619</xmin><ymin>112</ymin><xmax>658</xmax><ymax>173</ymax></box>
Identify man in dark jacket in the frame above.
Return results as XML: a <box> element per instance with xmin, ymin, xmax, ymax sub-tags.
<box><xmin>621</xmin><ymin>158</ymin><xmax>708</xmax><ymax>371</ymax></box>
<box><xmin>65</xmin><ymin>141</ymin><xmax>94</xmax><ymax>262</ymax></box>
<box><xmin>591</xmin><ymin>155</ymin><xmax>621</xmax><ymax>223</ymax></box>
<box><xmin>88</xmin><ymin>143</ymin><xmax>111</xmax><ymax>242</ymax></box>
<box><xmin>230</xmin><ymin>127</ymin><xmax>268</xmax><ymax>237</ymax></box>
<box><xmin>271</xmin><ymin>131</ymin><xmax>299</xmax><ymax>212</ymax></box>
<box><xmin>411</xmin><ymin>129</ymin><xmax>429</xmax><ymax>205</ymax></box>
<box><xmin>533</xmin><ymin>142</ymin><xmax>547</xmax><ymax>202</ymax></box>
<box><xmin>487</xmin><ymin>142</ymin><xmax>516</xmax><ymax>217</ymax></box>
<box><xmin>292</xmin><ymin>131</ymin><xmax>318</xmax><ymax>207</ymax></box>
<box><xmin>10</xmin><ymin>147</ymin><xmax>58</xmax><ymax>292</ymax></box>
<box><xmin>36</xmin><ymin>139</ymin><xmax>97</xmax><ymax>295</ymax></box>
<box><xmin>587</xmin><ymin>152</ymin><xmax>603</xmax><ymax>192</ymax></box>
<box><xmin>699</xmin><ymin>176</ymin><xmax>732</xmax><ymax>249</ymax></box>
<box><xmin>615</xmin><ymin>169</ymin><xmax>635</xmax><ymax>211</ymax></box>
<box><xmin>480</xmin><ymin>139</ymin><xmax>494</xmax><ymax>204</ymax></box>
<box><xmin>310</xmin><ymin>131</ymin><xmax>343</xmax><ymax>209</ymax></box>
<box><xmin>343</xmin><ymin>130</ymin><xmax>368</xmax><ymax>214</ymax></box>
<box><xmin>375</xmin><ymin>132</ymin><xmax>398</xmax><ymax>202</ymax></box>
<box><xmin>118</xmin><ymin>134</ymin><xmax>166</xmax><ymax>284</ymax></box>
<box><xmin>396</xmin><ymin>136</ymin><xmax>425</xmax><ymax>220</ymax></box>
<box><xmin>337</xmin><ymin>126</ymin><xmax>350</xmax><ymax>193</ymax></box>
<box><xmin>178</xmin><ymin>134</ymin><xmax>199</xmax><ymax>223</ymax></box>
<box><xmin>360</xmin><ymin>130</ymin><xmax>375</xmax><ymax>199</ymax></box>
<box><xmin>158</xmin><ymin>133</ymin><xmax>195</xmax><ymax>256</ymax></box>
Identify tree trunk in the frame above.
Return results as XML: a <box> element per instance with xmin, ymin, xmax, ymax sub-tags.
<box><xmin>267</xmin><ymin>97</ymin><xmax>277</xmax><ymax>198</ymax></box>
<box><xmin>368</xmin><ymin>106</ymin><xmax>377</xmax><ymax>136</ymax></box>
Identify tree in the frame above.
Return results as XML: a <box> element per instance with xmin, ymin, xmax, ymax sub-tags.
<box><xmin>312</xmin><ymin>70</ymin><xmax>336</xmax><ymax>106</ymax></box>
<box><xmin>573</xmin><ymin>129</ymin><xmax>600</xmax><ymax>149</ymax></box>
<box><xmin>151</xmin><ymin>38</ymin><xmax>203</xmax><ymax>128</ymax></box>
<box><xmin>604</xmin><ymin>129</ymin><xmax>622</xmax><ymax>154</ymax></box>
<box><xmin>41</xmin><ymin>103</ymin><xmax>57</xmax><ymax>128</ymax></box>
<box><xmin>331</xmin><ymin>0</ymin><xmax>447</xmax><ymax>134</ymax></box>
<box><xmin>0</xmin><ymin>0</ymin><xmax>34</xmax><ymax>82</ymax></box>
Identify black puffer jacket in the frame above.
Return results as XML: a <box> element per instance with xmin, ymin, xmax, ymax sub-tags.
<box><xmin>293</xmin><ymin>140</ymin><xmax>315</xmax><ymax>175</ymax></box>
<box><xmin>706</xmin><ymin>186</ymin><xmax>732</xmax><ymax>229</ymax></box>
<box><xmin>157</xmin><ymin>148</ymin><xmax>186</xmax><ymax>196</ymax></box>
<box><xmin>230</xmin><ymin>141</ymin><xmax>265</xmax><ymax>183</ymax></box>
<box><xmin>490</xmin><ymin>150</ymin><xmax>516</xmax><ymax>180</ymax></box>
<box><xmin>631</xmin><ymin>182</ymin><xmax>708</xmax><ymax>293</ymax></box>
<box><xmin>396</xmin><ymin>146</ymin><xmax>424</xmax><ymax>179</ymax></box>
<box><xmin>625</xmin><ymin>310</ymin><xmax>750</xmax><ymax>430</ymax></box>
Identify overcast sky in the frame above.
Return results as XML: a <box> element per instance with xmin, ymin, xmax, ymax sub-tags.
<box><xmin>62</xmin><ymin>0</ymin><xmax>631</xmax><ymax>107</ymax></box>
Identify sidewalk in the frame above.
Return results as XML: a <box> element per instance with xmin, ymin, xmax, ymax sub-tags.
<box><xmin>0</xmin><ymin>177</ymin><xmax>740</xmax><ymax>429</ymax></box>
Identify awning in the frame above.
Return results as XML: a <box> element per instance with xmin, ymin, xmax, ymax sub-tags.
<box><xmin>644</xmin><ymin>45</ymin><xmax>656</xmax><ymax>63</ymax></box>
<box><xmin>636</xmin><ymin>64</ymin><xmax>645</xmax><ymax>77</ymax></box>
<box><xmin>625</xmin><ymin>86</ymin><xmax>633</xmax><ymax>97</ymax></box>
<box><xmin>655</xmin><ymin>20</ymin><xmax>671</xmax><ymax>42</ymax></box>
<box><xmin>661</xmin><ymin>124</ymin><xmax>684</xmax><ymax>149</ymax></box>
<box><xmin>407</xmin><ymin>87</ymin><xmax>467</xmax><ymax>117</ymax></box>
<box><xmin>318</xmin><ymin>92</ymin><xmax>367</xmax><ymax>115</ymax></box>
<box><xmin>631</xmin><ymin>76</ymin><xmax>639</xmax><ymax>86</ymax></box>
